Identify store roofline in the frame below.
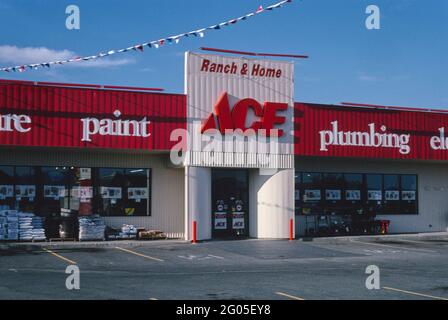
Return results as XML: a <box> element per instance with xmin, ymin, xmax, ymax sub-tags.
<box><xmin>1</xmin><ymin>78</ymin><xmax>447</xmax><ymax>115</ymax></box>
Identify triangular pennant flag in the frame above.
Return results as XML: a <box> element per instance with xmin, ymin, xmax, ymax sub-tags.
<box><xmin>256</xmin><ymin>5</ymin><xmax>263</xmax><ymax>13</ymax></box>
<box><xmin>199</xmin><ymin>32</ymin><xmax>205</xmax><ymax>38</ymax></box>
<box><xmin>159</xmin><ymin>39</ymin><xmax>165</xmax><ymax>46</ymax></box>
<box><xmin>135</xmin><ymin>44</ymin><xmax>144</xmax><ymax>52</ymax></box>
<box><xmin>213</xmin><ymin>24</ymin><xmax>221</xmax><ymax>30</ymax></box>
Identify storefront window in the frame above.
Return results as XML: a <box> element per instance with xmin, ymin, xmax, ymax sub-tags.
<box><xmin>14</xmin><ymin>166</ymin><xmax>37</xmax><ymax>213</ymax></box>
<box><xmin>401</xmin><ymin>175</ymin><xmax>417</xmax><ymax>214</ymax></box>
<box><xmin>296</xmin><ymin>172</ymin><xmax>418</xmax><ymax>216</ymax></box>
<box><xmin>97</xmin><ymin>168</ymin><xmax>151</xmax><ymax>216</ymax></box>
<box><xmin>124</xmin><ymin>169</ymin><xmax>150</xmax><ymax>216</ymax></box>
<box><xmin>71</xmin><ymin>168</ymin><xmax>94</xmax><ymax>216</ymax></box>
<box><xmin>41</xmin><ymin>166</ymin><xmax>74</xmax><ymax>216</ymax></box>
<box><xmin>301</xmin><ymin>172</ymin><xmax>322</xmax><ymax>214</ymax></box>
<box><xmin>344</xmin><ymin>173</ymin><xmax>363</xmax><ymax>213</ymax></box>
<box><xmin>323</xmin><ymin>173</ymin><xmax>343</xmax><ymax>213</ymax></box>
<box><xmin>294</xmin><ymin>173</ymin><xmax>301</xmax><ymax>215</ymax></box>
<box><xmin>384</xmin><ymin>174</ymin><xmax>400</xmax><ymax>214</ymax></box>
<box><xmin>0</xmin><ymin>166</ymin><xmax>14</xmax><ymax>210</ymax></box>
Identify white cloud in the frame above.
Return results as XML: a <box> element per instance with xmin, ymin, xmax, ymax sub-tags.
<box><xmin>0</xmin><ymin>45</ymin><xmax>74</xmax><ymax>65</ymax></box>
<box><xmin>71</xmin><ymin>57</ymin><xmax>135</xmax><ymax>68</ymax></box>
<box><xmin>0</xmin><ymin>45</ymin><xmax>134</xmax><ymax>68</ymax></box>
<box><xmin>358</xmin><ymin>74</ymin><xmax>378</xmax><ymax>82</ymax></box>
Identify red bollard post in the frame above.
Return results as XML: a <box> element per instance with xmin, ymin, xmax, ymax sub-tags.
<box><xmin>289</xmin><ymin>218</ymin><xmax>294</xmax><ymax>241</ymax></box>
<box><xmin>192</xmin><ymin>220</ymin><xmax>197</xmax><ymax>244</ymax></box>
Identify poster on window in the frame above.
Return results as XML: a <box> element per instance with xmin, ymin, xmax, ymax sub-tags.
<box><xmin>234</xmin><ymin>200</ymin><xmax>244</xmax><ymax>212</ymax></box>
<box><xmin>368</xmin><ymin>190</ymin><xmax>382</xmax><ymax>201</ymax></box>
<box><xmin>15</xmin><ymin>185</ymin><xmax>36</xmax><ymax>200</ymax></box>
<box><xmin>100</xmin><ymin>187</ymin><xmax>122</xmax><ymax>199</ymax></box>
<box><xmin>232</xmin><ymin>213</ymin><xmax>245</xmax><ymax>230</ymax></box>
<box><xmin>304</xmin><ymin>189</ymin><xmax>321</xmax><ymax>202</ymax></box>
<box><xmin>325</xmin><ymin>189</ymin><xmax>341</xmax><ymax>201</ymax></box>
<box><xmin>214</xmin><ymin>212</ymin><xmax>227</xmax><ymax>230</ymax></box>
<box><xmin>346</xmin><ymin>190</ymin><xmax>361</xmax><ymax>201</ymax></box>
<box><xmin>215</xmin><ymin>200</ymin><xmax>226</xmax><ymax>212</ymax></box>
<box><xmin>402</xmin><ymin>190</ymin><xmax>416</xmax><ymax>201</ymax></box>
<box><xmin>80</xmin><ymin>168</ymin><xmax>91</xmax><ymax>180</ymax></box>
<box><xmin>0</xmin><ymin>185</ymin><xmax>14</xmax><ymax>199</ymax></box>
<box><xmin>71</xmin><ymin>186</ymin><xmax>93</xmax><ymax>203</ymax></box>
<box><xmin>128</xmin><ymin>188</ymin><xmax>148</xmax><ymax>200</ymax></box>
<box><xmin>44</xmin><ymin>185</ymin><xmax>66</xmax><ymax>200</ymax></box>
<box><xmin>385</xmin><ymin>190</ymin><xmax>400</xmax><ymax>201</ymax></box>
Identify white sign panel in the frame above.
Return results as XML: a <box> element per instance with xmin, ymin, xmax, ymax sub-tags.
<box><xmin>185</xmin><ymin>52</ymin><xmax>294</xmax><ymax>168</ymax></box>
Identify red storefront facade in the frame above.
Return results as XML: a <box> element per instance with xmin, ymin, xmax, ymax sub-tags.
<box><xmin>294</xmin><ymin>102</ymin><xmax>448</xmax><ymax>161</ymax></box>
<box><xmin>0</xmin><ymin>78</ymin><xmax>447</xmax><ymax>239</ymax></box>
<box><xmin>0</xmin><ymin>80</ymin><xmax>186</xmax><ymax>151</ymax></box>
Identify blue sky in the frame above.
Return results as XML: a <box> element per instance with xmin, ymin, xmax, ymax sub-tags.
<box><xmin>0</xmin><ymin>0</ymin><xmax>447</xmax><ymax>108</ymax></box>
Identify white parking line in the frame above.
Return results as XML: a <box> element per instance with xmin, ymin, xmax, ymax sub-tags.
<box><xmin>275</xmin><ymin>291</ymin><xmax>305</xmax><ymax>300</ymax></box>
<box><xmin>208</xmin><ymin>254</ymin><xmax>224</xmax><ymax>259</ymax></box>
<box><xmin>43</xmin><ymin>248</ymin><xmax>77</xmax><ymax>265</ymax></box>
<box><xmin>383</xmin><ymin>286</ymin><xmax>448</xmax><ymax>300</ymax></box>
<box><xmin>350</xmin><ymin>240</ymin><xmax>437</xmax><ymax>253</ymax></box>
<box><xmin>114</xmin><ymin>247</ymin><xmax>164</xmax><ymax>262</ymax></box>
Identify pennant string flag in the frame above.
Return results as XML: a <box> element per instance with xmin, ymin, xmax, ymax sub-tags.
<box><xmin>1</xmin><ymin>0</ymin><xmax>293</xmax><ymax>73</ymax></box>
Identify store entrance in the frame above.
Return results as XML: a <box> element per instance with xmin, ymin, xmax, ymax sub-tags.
<box><xmin>211</xmin><ymin>169</ymin><xmax>249</xmax><ymax>239</ymax></box>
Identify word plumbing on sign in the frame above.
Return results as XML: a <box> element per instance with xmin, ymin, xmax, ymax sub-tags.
<box><xmin>200</xmin><ymin>59</ymin><xmax>283</xmax><ymax>78</ymax></box>
<box><xmin>201</xmin><ymin>92</ymin><xmax>287</xmax><ymax>137</ymax></box>
<box><xmin>319</xmin><ymin>121</ymin><xmax>411</xmax><ymax>155</ymax></box>
<box><xmin>81</xmin><ymin>110</ymin><xmax>151</xmax><ymax>142</ymax></box>
<box><xmin>0</xmin><ymin>113</ymin><xmax>32</xmax><ymax>133</ymax></box>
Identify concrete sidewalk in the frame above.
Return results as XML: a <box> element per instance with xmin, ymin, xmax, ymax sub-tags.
<box><xmin>1</xmin><ymin>231</ymin><xmax>447</xmax><ymax>249</ymax></box>
<box><xmin>298</xmin><ymin>231</ymin><xmax>448</xmax><ymax>243</ymax></box>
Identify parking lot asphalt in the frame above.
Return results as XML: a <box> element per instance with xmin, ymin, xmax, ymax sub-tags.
<box><xmin>1</xmin><ymin>234</ymin><xmax>448</xmax><ymax>300</ymax></box>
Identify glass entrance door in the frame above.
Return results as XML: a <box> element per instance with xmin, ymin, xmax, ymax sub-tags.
<box><xmin>212</xmin><ymin>169</ymin><xmax>249</xmax><ymax>239</ymax></box>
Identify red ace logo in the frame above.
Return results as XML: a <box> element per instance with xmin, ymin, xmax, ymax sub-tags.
<box><xmin>201</xmin><ymin>92</ymin><xmax>287</xmax><ymax>137</ymax></box>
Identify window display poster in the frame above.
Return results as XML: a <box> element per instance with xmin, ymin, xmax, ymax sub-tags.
<box><xmin>232</xmin><ymin>213</ymin><xmax>245</xmax><ymax>230</ymax></box>
<box><xmin>368</xmin><ymin>190</ymin><xmax>382</xmax><ymax>201</ymax></box>
<box><xmin>128</xmin><ymin>187</ymin><xmax>148</xmax><ymax>200</ymax></box>
<box><xmin>215</xmin><ymin>200</ymin><xmax>226</xmax><ymax>212</ymax></box>
<box><xmin>303</xmin><ymin>189</ymin><xmax>321</xmax><ymax>202</ymax></box>
<box><xmin>214</xmin><ymin>212</ymin><xmax>227</xmax><ymax>230</ymax></box>
<box><xmin>44</xmin><ymin>185</ymin><xmax>66</xmax><ymax>200</ymax></box>
<box><xmin>80</xmin><ymin>168</ymin><xmax>91</xmax><ymax>180</ymax></box>
<box><xmin>100</xmin><ymin>187</ymin><xmax>122</xmax><ymax>199</ymax></box>
<box><xmin>15</xmin><ymin>185</ymin><xmax>36</xmax><ymax>200</ymax></box>
<box><xmin>71</xmin><ymin>186</ymin><xmax>93</xmax><ymax>202</ymax></box>
<box><xmin>0</xmin><ymin>185</ymin><xmax>14</xmax><ymax>199</ymax></box>
<box><xmin>385</xmin><ymin>190</ymin><xmax>400</xmax><ymax>201</ymax></box>
<box><xmin>402</xmin><ymin>190</ymin><xmax>416</xmax><ymax>201</ymax></box>
<box><xmin>345</xmin><ymin>190</ymin><xmax>361</xmax><ymax>201</ymax></box>
<box><xmin>234</xmin><ymin>200</ymin><xmax>244</xmax><ymax>212</ymax></box>
<box><xmin>325</xmin><ymin>189</ymin><xmax>341</xmax><ymax>201</ymax></box>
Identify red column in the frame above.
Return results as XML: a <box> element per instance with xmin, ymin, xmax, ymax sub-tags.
<box><xmin>289</xmin><ymin>218</ymin><xmax>294</xmax><ymax>241</ymax></box>
<box><xmin>192</xmin><ymin>220</ymin><xmax>197</xmax><ymax>244</ymax></box>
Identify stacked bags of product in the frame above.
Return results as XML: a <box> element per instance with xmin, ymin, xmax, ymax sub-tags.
<box><xmin>0</xmin><ymin>210</ymin><xmax>19</xmax><ymax>241</ymax></box>
<box><xmin>18</xmin><ymin>213</ymin><xmax>34</xmax><ymax>241</ymax></box>
<box><xmin>120</xmin><ymin>224</ymin><xmax>138</xmax><ymax>239</ymax></box>
<box><xmin>18</xmin><ymin>213</ymin><xmax>46</xmax><ymax>241</ymax></box>
<box><xmin>78</xmin><ymin>216</ymin><xmax>106</xmax><ymax>241</ymax></box>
